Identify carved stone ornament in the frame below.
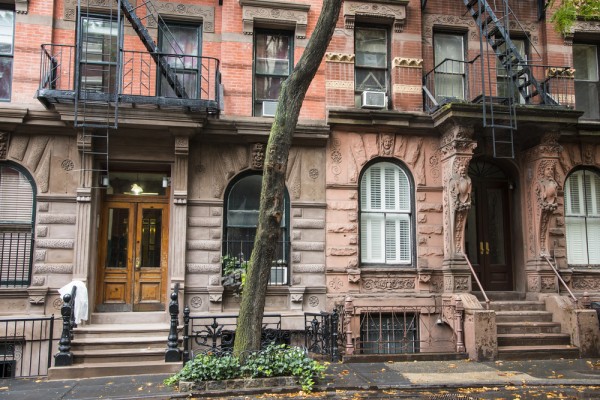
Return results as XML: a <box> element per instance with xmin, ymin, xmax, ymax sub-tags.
<box><xmin>174</xmin><ymin>136</ymin><xmax>189</xmax><ymax>156</ymax></box>
<box><xmin>573</xmin><ymin>277</ymin><xmax>600</xmax><ymax>291</ymax></box>
<box><xmin>347</xmin><ymin>269</ymin><xmax>361</xmax><ymax>283</ymax></box>
<box><xmin>291</xmin><ymin>293</ymin><xmax>303</xmax><ymax>303</ymax></box>
<box><xmin>362</xmin><ymin>278</ymin><xmax>415</xmax><ymax>291</ymax></box>
<box><xmin>0</xmin><ymin>131</ymin><xmax>9</xmax><ymax>159</ymax></box>
<box><xmin>64</xmin><ymin>0</ymin><xmax>117</xmax><ymax>21</ymax></box>
<box><xmin>15</xmin><ymin>0</ymin><xmax>28</xmax><ymax>14</ymax></box>
<box><xmin>325</xmin><ymin>53</ymin><xmax>355</xmax><ymax>63</ymax></box>
<box><xmin>344</xmin><ymin>1</ymin><xmax>408</xmax><ymax>33</ymax></box>
<box><xmin>209</xmin><ymin>294</ymin><xmax>222</xmax><ymax>303</ymax></box>
<box><xmin>239</xmin><ymin>0</ymin><xmax>310</xmax><ymax>39</ymax></box>
<box><xmin>156</xmin><ymin>2</ymin><xmax>215</xmax><ymax>33</ymax></box>
<box><xmin>564</xmin><ymin>20</ymin><xmax>600</xmax><ymax>45</ymax></box>
<box><xmin>190</xmin><ymin>296</ymin><xmax>203</xmax><ymax>309</ymax></box>
<box><xmin>29</xmin><ymin>296</ymin><xmax>45</xmax><ymax>305</ymax></box>
<box><xmin>251</xmin><ymin>143</ymin><xmax>266</xmax><ymax>169</ymax></box>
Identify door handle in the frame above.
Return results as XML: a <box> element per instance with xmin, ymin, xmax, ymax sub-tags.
<box><xmin>479</xmin><ymin>242</ymin><xmax>484</xmax><ymax>255</ymax></box>
<box><xmin>486</xmin><ymin>242</ymin><xmax>490</xmax><ymax>255</ymax></box>
<box><xmin>135</xmin><ymin>257</ymin><xmax>141</xmax><ymax>270</ymax></box>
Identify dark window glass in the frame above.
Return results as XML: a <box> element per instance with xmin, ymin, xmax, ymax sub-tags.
<box><xmin>253</xmin><ymin>32</ymin><xmax>291</xmax><ymax>116</ymax></box>
<box><xmin>159</xmin><ymin>22</ymin><xmax>201</xmax><ymax>98</ymax></box>
<box><xmin>573</xmin><ymin>44</ymin><xmax>600</xmax><ymax>119</ymax></box>
<box><xmin>80</xmin><ymin>16</ymin><xmax>119</xmax><ymax>93</ymax></box>
<box><xmin>0</xmin><ymin>10</ymin><xmax>14</xmax><ymax>101</ymax></box>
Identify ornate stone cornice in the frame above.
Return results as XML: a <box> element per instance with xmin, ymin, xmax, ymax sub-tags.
<box><xmin>239</xmin><ymin>0</ymin><xmax>310</xmax><ymax>39</ymax></box>
<box><xmin>156</xmin><ymin>2</ymin><xmax>215</xmax><ymax>33</ymax></box>
<box><xmin>15</xmin><ymin>0</ymin><xmax>28</xmax><ymax>14</ymax></box>
<box><xmin>325</xmin><ymin>53</ymin><xmax>355</xmax><ymax>63</ymax></box>
<box><xmin>564</xmin><ymin>19</ymin><xmax>600</xmax><ymax>45</ymax></box>
<box><xmin>344</xmin><ymin>0</ymin><xmax>408</xmax><ymax>33</ymax></box>
<box><xmin>392</xmin><ymin>57</ymin><xmax>423</xmax><ymax>68</ymax></box>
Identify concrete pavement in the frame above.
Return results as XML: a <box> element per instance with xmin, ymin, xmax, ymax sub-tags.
<box><xmin>2</xmin><ymin>358</ymin><xmax>599</xmax><ymax>399</ymax></box>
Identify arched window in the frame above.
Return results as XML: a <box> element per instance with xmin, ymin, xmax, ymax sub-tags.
<box><xmin>223</xmin><ymin>174</ymin><xmax>289</xmax><ymax>284</ymax></box>
<box><xmin>564</xmin><ymin>169</ymin><xmax>600</xmax><ymax>265</ymax></box>
<box><xmin>360</xmin><ymin>161</ymin><xmax>413</xmax><ymax>265</ymax></box>
<box><xmin>0</xmin><ymin>163</ymin><xmax>35</xmax><ymax>287</ymax></box>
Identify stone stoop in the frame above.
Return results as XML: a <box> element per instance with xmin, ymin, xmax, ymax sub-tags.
<box><xmin>485</xmin><ymin>296</ymin><xmax>580</xmax><ymax>360</ymax></box>
<box><xmin>48</xmin><ymin>321</ymin><xmax>183</xmax><ymax>380</ymax></box>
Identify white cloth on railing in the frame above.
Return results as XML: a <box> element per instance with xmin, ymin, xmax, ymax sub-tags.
<box><xmin>58</xmin><ymin>280</ymin><xmax>89</xmax><ymax>325</ymax></box>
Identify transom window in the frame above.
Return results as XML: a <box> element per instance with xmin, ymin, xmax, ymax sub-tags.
<box><xmin>573</xmin><ymin>44</ymin><xmax>599</xmax><ymax>119</ymax></box>
<box><xmin>0</xmin><ymin>164</ymin><xmax>35</xmax><ymax>287</ymax></box>
<box><xmin>360</xmin><ymin>162</ymin><xmax>413</xmax><ymax>265</ymax></box>
<box><xmin>79</xmin><ymin>15</ymin><xmax>119</xmax><ymax>93</ymax></box>
<box><xmin>355</xmin><ymin>27</ymin><xmax>388</xmax><ymax>106</ymax></box>
<box><xmin>253</xmin><ymin>31</ymin><xmax>292</xmax><ymax>117</ymax></box>
<box><xmin>223</xmin><ymin>174</ymin><xmax>289</xmax><ymax>284</ymax></box>
<box><xmin>158</xmin><ymin>22</ymin><xmax>202</xmax><ymax>99</ymax></box>
<box><xmin>0</xmin><ymin>9</ymin><xmax>14</xmax><ymax>101</ymax></box>
<box><xmin>564</xmin><ymin>169</ymin><xmax>600</xmax><ymax>265</ymax></box>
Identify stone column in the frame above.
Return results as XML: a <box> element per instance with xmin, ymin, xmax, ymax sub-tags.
<box><xmin>440</xmin><ymin>121</ymin><xmax>477</xmax><ymax>293</ymax></box>
<box><xmin>169</xmin><ymin>135</ymin><xmax>190</xmax><ymax>297</ymax></box>
<box><xmin>524</xmin><ymin>133</ymin><xmax>563</xmax><ymax>293</ymax></box>
<box><xmin>73</xmin><ymin>132</ymin><xmax>94</xmax><ymax>282</ymax></box>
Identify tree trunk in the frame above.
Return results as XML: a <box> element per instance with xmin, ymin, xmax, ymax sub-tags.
<box><xmin>233</xmin><ymin>0</ymin><xmax>342</xmax><ymax>356</ymax></box>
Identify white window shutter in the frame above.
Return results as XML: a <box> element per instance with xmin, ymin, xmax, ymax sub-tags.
<box><xmin>361</xmin><ymin>213</ymin><xmax>384</xmax><ymax>263</ymax></box>
<box><xmin>566</xmin><ymin>216</ymin><xmax>588</xmax><ymax>264</ymax></box>
<box><xmin>0</xmin><ymin>168</ymin><xmax>34</xmax><ymax>224</ymax></box>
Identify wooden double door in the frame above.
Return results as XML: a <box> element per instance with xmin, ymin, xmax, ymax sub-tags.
<box><xmin>96</xmin><ymin>201</ymin><xmax>169</xmax><ymax>312</ymax></box>
<box><xmin>465</xmin><ymin>161</ymin><xmax>514</xmax><ymax>291</ymax></box>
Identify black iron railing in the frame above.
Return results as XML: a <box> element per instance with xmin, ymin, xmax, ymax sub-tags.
<box><xmin>54</xmin><ymin>285</ymin><xmax>77</xmax><ymax>367</ymax></box>
<box><xmin>423</xmin><ymin>57</ymin><xmax>575</xmax><ymax>112</ymax></box>
<box><xmin>0</xmin><ymin>316</ymin><xmax>57</xmax><ymax>378</ymax></box>
<box><xmin>37</xmin><ymin>44</ymin><xmax>220</xmax><ymax>110</ymax></box>
<box><xmin>304</xmin><ymin>310</ymin><xmax>340</xmax><ymax>361</ymax></box>
<box><xmin>165</xmin><ymin>283</ymin><xmax>181</xmax><ymax>362</ymax></box>
<box><xmin>0</xmin><ymin>230</ymin><xmax>34</xmax><ymax>288</ymax></box>
<box><xmin>182</xmin><ymin>309</ymin><xmax>288</xmax><ymax>363</ymax></box>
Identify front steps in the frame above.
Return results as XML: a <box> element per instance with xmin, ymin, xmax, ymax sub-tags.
<box><xmin>479</xmin><ymin>292</ymin><xmax>580</xmax><ymax>360</ymax></box>
<box><xmin>49</xmin><ymin>317</ymin><xmax>182</xmax><ymax>379</ymax></box>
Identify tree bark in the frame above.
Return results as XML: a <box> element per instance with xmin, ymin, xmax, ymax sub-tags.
<box><xmin>233</xmin><ymin>0</ymin><xmax>342</xmax><ymax>356</ymax></box>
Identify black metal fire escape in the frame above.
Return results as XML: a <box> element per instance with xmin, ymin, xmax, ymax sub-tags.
<box><xmin>463</xmin><ymin>0</ymin><xmax>557</xmax><ymax>158</ymax></box>
<box><xmin>75</xmin><ymin>0</ymin><xmax>188</xmax><ymax>186</ymax></box>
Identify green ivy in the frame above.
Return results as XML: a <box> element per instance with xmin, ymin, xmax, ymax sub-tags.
<box><xmin>164</xmin><ymin>344</ymin><xmax>326</xmax><ymax>393</ymax></box>
<box><xmin>549</xmin><ymin>0</ymin><xmax>600</xmax><ymax>34</ymax></box>
<box><xmin>221</xmin><ymin>254</ymin><xmax>249</xmax><ymax>296</ymax></box>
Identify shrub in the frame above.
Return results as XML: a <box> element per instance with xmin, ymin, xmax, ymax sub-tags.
<box><xmin>164</xmin><ymin>344</ymin><xmax>326</xmax><ymax>393</ymax></box>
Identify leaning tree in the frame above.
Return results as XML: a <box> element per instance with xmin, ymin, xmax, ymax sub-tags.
<box><xmin>233</xmin><ymin>0</ymin><xmax>343</xmax><ymax>356</ymax></box>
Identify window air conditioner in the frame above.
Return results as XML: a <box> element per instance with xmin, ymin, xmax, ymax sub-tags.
<box><xmin>262</xmin><ymin>101</ymin><xmax>278</xmax><ymax>117</ymax></box>
<box><xmin>269</xmin><ymin>265</ymin><xmax>287</xmax><ymax>285</ymax></box>
<box><xmin>361</xmin><ymin>91</ymin><xmax>387</xmax><ymax>109</ymax></box>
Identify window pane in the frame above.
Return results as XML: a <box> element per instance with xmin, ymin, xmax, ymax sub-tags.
<box><xmin>106</xmin><ymin>208</ymin><xmax>129</xmax><ymax>269</ymax></box>
<box><xmin>0</xmin><ymin>10</ymin><xmax>14</xmax><ymax>55</ymax></box>
<box><xmin>355</xmin><ymin>69</ymin><xmax>386</xmax><ymax>92</ymax></box>
<box><xmin>254</xmin><ymin>76</ymin><xmax>285</xmax><ymax>100</ymax></box>
<box><xmin>160</xmin><ymin>71</ymin><xmax>198</xmax><ymax>98</ymax></box>
<box><xmin>256</xmin><ymin>34</ymin><xmax>290</xmax><ymax>61</ymax></box>
<box><xmin>574</xmin><ymin>44</ymin><xmax>598</xmax><ymax>81</ymax></box>
<box><xmin>140</xmin><ymin>209</ymin><xmax>162</xmax><ymax>268</ymax></box>
<box><xmin>0</xmin><ymin>57</ymin><xmax>12</xmax><ymax>100</ymax></box>
<box><xmin>81</xmin><ymin>17</ymin><xmax>118</xmax><ymax>63</ymax></box>
<box><xmin>356</xmin><ymin>28</ymin><xmax>387</xmax><ymax>68</ymax></box>
<box><xmin>435</xmin><ymin>34</ymin><xmax>464</xmax><ymax>70</ymax></box>
<box><xmin>160</xmin><ymin>24</ymin><xmax>199</xmax><ymax>57</ymax></box>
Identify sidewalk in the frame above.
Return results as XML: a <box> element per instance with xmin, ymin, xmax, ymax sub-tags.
<box><xmin>2</xmin><ymin>358</ymin><xmax>599</xmax><ymax>399</ymax></box>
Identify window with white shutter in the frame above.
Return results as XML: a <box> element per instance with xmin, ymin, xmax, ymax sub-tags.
<box><xmin>360</xmin><ymin>162</ymin><xmax>413</xmax><ymax>265</ymax></box>
<box><xmin>0</xmin><ymin>164</ymin><xmax>35</xmax><ymax>287</ymax></box>
<box><xmin>565</xmin><ymin>169</ymin><xmax>600</xmax><ymax>265</ymax></box>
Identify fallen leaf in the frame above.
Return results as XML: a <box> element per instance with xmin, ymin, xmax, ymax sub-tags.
<box><xmin>0</xmin><ymin>387</ymin><xmax>8</xmax><ymax>390</ymax></box>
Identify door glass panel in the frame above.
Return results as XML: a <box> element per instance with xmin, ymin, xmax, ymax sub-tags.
<box><xmin>140</xmin><ymin>209</ymin><xmax>162</xmax><ymax>268</ymax></box>
<box><xmin>487</xmin><ymin>189</ymin><xmax>505</xmax><ymax>264</ymax></box>
<box><xmin>106</xmin><ymin>208</ymin><xmax>129</xmax><ymax>268</ymax></box>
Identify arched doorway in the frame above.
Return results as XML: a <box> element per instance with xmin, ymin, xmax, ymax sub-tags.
<box><xmin>465</xmin><ymin>160</ymin><xmax>514</xmax><ymax>291</ymax></box>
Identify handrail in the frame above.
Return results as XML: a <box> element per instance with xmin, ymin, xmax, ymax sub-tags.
<box><xmin>464</xmin><ymin>255</ymin><xmax>490</xmax><ymax>310</ymax></box>
<box><xmin>543</xmin><ymin>255</ymin><xmax>579</xmax><ymax>307</ymax></box>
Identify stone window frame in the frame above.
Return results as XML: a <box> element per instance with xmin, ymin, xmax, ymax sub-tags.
<box><xmin>343</xmin><ymin>0</ymin><xmax>408</xmax><ymax>34</ymax></box>
<box><xmin>63</xmin><ymin>0</ymin><xmax>215</xmax><ymax>33</ymax></box>
<box><xmin>0</xmin><ymin>0</ymin><xmax>26</xmax><ymax>15</ymax></box>
<box><xmin>239</xmin><ymin>0</ymin><xmax>310</xmax><ymax>39</ymax></box>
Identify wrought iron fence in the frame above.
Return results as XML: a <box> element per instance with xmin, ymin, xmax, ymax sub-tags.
<box><xmin>304</xmin><ymin>310</ymin><xmax>340</xmax><ymax>361</ymax></box>
<box><xmin>423</xmin><ymin>56</ymin><xmax>575</xmax><ymax>112</ymax></box>
<box><xmin>0</xmin><ymin>316</ymin><xmax>57</xmax><ymax>378</ymax></box>
<box><xmin>182</xmin><ymin>309</ymin><xmax>289</xmax><ymax>363</ymax></box>
<box><xmin>342</xmin><ymin>305</ymin><xmax>461</xmax><ymax>355</ymax></box>
<box><xmin>0</xmin><ymin>230</ymin><xmax>34</xmax><ymax>288</ymax></box>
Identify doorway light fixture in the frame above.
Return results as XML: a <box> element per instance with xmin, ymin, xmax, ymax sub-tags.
<box><xmin>131</xmin><ymin>183</ymin><xmax>143</xmax><ymax>195</ymax></box>
<box><xmin>162</xmin><ymin>176</ymin><xmax>171</xmax><ymax>188</ymax></box>
<box><xmin>101</xmin><ymin>175</ymin><xmax>110</xmax><ymax>187</ymax></box>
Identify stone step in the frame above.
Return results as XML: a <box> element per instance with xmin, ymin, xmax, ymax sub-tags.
<box><xmin>472</xmin><ymin>291</ymin><xmax>526</xmax><ymax>302</ymax></box>
<box><xmin>71</xmin><ymin>335</ymin><xmax>169</xmax><ymax>351</ymax></box>
<box><xmin>90</xmin><ymin>312</ymin><xmax>168</xmax><ymax>325</ymax></box>
<box><xmin>485</xmin><ymin>301</ymin><xmax>546</xmax><ymax>312</ymax></box>
<box><xmin>48</xmin><ymin>360</ymin><xmax>181</xmax><ymax>380</ymax></box>
<box><xmin>73</xmin><ymin>348</ymin><xmax>166</xmax><ymax>364</ymax></box>
<box><xmin>497</xmin><ymin>333</ymin><xmax>571</xmax><ymax>347</ymax></box>
<box><xmin>497</xmin><ymin>344</ymin><xmax>580</xmax><ymax>360</ymax></box>
<box><xmin>495</xmin><ymin>310</ymin><xmax>553</xmax><ymax>323</ymax></box>
<box><xmin>74</xmin><ymin>323</ymin><xmax>170</xmax><ymax>339</ymax></box>
<box><xmin>497</xmin><ymin>321</ymin><xmax>562</xmax><ymax>335</ymax></box>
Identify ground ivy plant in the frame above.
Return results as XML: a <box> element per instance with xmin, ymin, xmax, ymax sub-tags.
<box><xmin>164</xmin><ymin>344</ymin><xmax>326</xmax><ymax>393</ymax></box>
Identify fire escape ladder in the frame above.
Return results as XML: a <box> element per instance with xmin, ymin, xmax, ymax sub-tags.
<box><xmin>463</xmin><ymin>0</ymin><xmax>557</xmax><ymax>158</ymax></box>
<box><xmin>119</xmin><ymin>0</ymin><xmax>189</xmax><ymax>98</ymax></box>
<box><xmin>75</xmin><ymin>0</ymin><xmax>121</xmax><ymax>187</ymax></box>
